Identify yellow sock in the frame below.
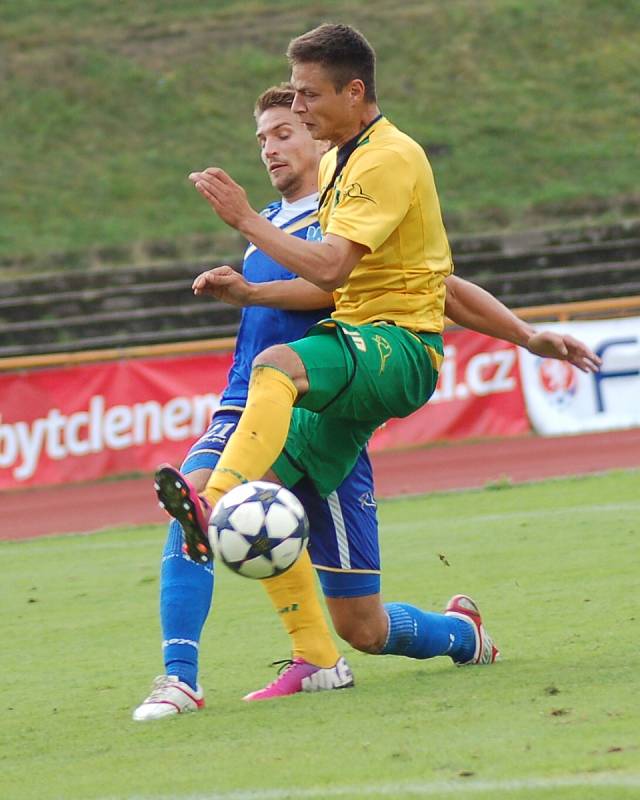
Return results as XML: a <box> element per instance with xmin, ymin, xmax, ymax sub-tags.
<box><xmin>204</xmin><ymin>365</ymin><xmax>338</xmax><ymax>665</ymax></box>
<box><xmin>202</xmin><ymin>365</ymin><xmax>297</xmax><ymax>508</ymax></box>
<box><xmin>261</xmin><ymin>549</ymin><xmax>340</xmax><ymax>668</ymax></box>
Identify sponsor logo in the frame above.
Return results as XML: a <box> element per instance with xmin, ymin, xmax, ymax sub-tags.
<box><xmin>593</xmin><ymin>336</ymin><xmax>639</xmax><ymax>413</ymax></box>
<box><xmin>358</xmin><ymin>491</ymin><xmax>377</xmax><ymax>510</ymax></box>
<box><xmin>0</xmin><ymin>393</ymin><xmax>219</xmax><ymax>481</ymax></box>
<box><xmin>277</xmin><ymin>604</ymin><xmax>300</xmax><ymax>614</ymax></box>
<box><xmin>163</xmin><ymin>638</ymin><xmax>199</xmax><ymax>650</ymax></box>
<box><xmin>306</xmin><ymin>225</ymin><xmax>323</xmax><ymax>242</ymax></box>
<box><xmin>537</xmin><ymin>359</ymin><xmax>578</xmax><ymax>407</ymax></box>
<box><xmin>373</xmin><ymin>334</ymin><xmax>392</xmax><ymax>374</ymax></box>
<box><xmin>343</xmin><ymin>182</ymin><xmax>375</xmax><ymax>203</ymax></box>
<box><xmin>431</xmin><ymin>344</ymin><xmax>517</xmax><ymax>403</ymax></box>
<box><xmin>342</xmin><ymin>327</ymin><xmax>367</xmax><ymax>352</ymax></box>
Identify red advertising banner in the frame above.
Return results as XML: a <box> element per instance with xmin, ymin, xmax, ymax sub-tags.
<box><xmin>0</xmin><ymin>354</ymin><xmax>231</xmax><ymax>490</ymax></box>
<box><xmin>371</xmin><ymin>329</ymin><xmax>530</xmax><ymax>451</ymax></box>
<box><xmin>0</xmin><ymin>330</ymin><xmax>530</xmax><ymax>490</ymax></box>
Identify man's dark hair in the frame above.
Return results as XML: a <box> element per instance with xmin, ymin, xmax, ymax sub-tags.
<box><xmin>287</xmin><ymin>23</ymin><xmax>377</xmax><ymax>103</ymax></box>
<box><xmin>254</xmin><ymin>83</ymin><xmax>295</xmax><ymax>119</ymax></box>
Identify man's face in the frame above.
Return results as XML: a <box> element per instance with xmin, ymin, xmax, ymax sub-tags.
<box><xmin>256</xmin><ymin>105</ymin><xmax>323</xmax><ymax>200</ymax></box>
<box><xmin>290</xmin><ymin>62</ymin><xmax>353</xmax><ymax>145</ymax></box>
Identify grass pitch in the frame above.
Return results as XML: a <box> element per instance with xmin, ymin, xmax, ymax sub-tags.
<box><xmin>2</xmin><ymin>471</ymin><xmax>639</xmax><ymax>800</ymax></box>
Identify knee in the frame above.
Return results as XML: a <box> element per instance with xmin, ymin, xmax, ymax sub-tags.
<box><xmin>252</xmin><ymin>345</ymin><xmax>291</xmax><ymax>372</ymax></box>
<box><xmin>334</xmin><ymin>618</ymin><xmax>386</xmax><ymax>655</ymax></box>
<box><xmin>252</xmin><ymin>346</ymin><xmax>308</xmax><ymax>397</ymax></box>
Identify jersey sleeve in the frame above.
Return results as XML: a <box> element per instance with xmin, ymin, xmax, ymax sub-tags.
<box><xmin>324</xmin><ymin>147</ymin><xmax>415</xmax><ymax>253</ymax></box>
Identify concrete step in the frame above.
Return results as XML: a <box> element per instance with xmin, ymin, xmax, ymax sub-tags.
<box><xmin>0</xmin><ymin>318</ymin><xmax>240</xmax><ymax>358</ymax></box>
<box><xmin>475</xmin><ymin>258</ymin><xmax>640</xmax><ymax>296</ymax></box>
<box><xmin>498</xmin><ymin>280</ymin><xmax>640</xmax><ymax>308</ymax></box>
<box><xmin>0</xmin><ymin>282</ymin><xmax>225</xmax><ymax>323</ymax></box>
<box><xmin>1</xmin><ymin>220</ymin><xmax>639</xmax><ymax>358</ymax></box>
<box><xmin>454</xmin><ymin>237</ymin><xmax>640</xmax><ymax>276</ymax></box>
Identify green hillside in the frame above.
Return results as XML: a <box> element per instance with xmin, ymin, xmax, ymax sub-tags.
<box><xmin>1</xmin><ymin>0</ymin><xmax>638</xmax><ymax>262</ymax></box>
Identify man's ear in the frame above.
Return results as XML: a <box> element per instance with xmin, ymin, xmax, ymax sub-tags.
<box><xmin>348</xmin><ymin>78</ymin><xmax>366</xmax><ymax>104</ymax></box>
<box><xmin>318</xmin><ymin>139</ymin><xmax>332</xmax><ymax>156</ymax></box>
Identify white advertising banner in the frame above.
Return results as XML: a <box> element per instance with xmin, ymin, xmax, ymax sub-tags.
<box><xmin>518</xmin><ymin>316</ymin><xmax>640</xmax><ymax>435</ymax></box>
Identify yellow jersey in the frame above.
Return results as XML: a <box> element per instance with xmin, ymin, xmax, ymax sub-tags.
<box><xmin>318</xmin><ymin>116</ymin><xmax>453</xmax><ymax>332</ymax></box>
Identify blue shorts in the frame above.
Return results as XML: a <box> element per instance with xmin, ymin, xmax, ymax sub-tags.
<box><xmin>181</xmin><ymin>411</ymin><xmax>240</xmax><ymax>474</ymax></box>
<box><xmin>182</xmin><ymin>410</ymin><xmax>381</xmax><ymax>598</ymax></box>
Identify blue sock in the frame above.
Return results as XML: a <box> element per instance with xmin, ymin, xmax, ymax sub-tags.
<box><xmin>381</xmin><ymin>602</ymin><xmax>476</xmax><ymax>662</ymax></box>
<box><xmin>160</xmin><ymin>519</ymin><xmax>214</xmax><ymax>690</ymax></box>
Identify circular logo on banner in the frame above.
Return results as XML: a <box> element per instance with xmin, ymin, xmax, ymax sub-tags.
<box><xmin>537</xmin><ymin>359</ymin><xmax>578</xmax><ymax>406</ymax></box>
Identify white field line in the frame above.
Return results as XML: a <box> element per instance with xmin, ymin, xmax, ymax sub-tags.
<box><xmin>110</xmin><ymin>773</ymin><xmax>640</xmax><ymax>800</ymax></box>
<box><xmin>387</xmin><ymin>500</ymin><xmax>640</xmax><ymax>531</ymax></box>
<box><xmin>3</xmin><ymin>500</ymin><xmax>639</xmax><ymax>556</ymax></box>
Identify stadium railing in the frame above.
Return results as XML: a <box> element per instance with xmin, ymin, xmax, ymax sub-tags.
<box><xmin>0</xmin><ymin>295</ymin><xmax>639</xmax><ymax>373</ymax></box>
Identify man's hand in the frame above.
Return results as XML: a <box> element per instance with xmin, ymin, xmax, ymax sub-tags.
<box><xmin>526</xmin><ymin>331</ymin><xmax>602</xmax><ymax>373</ymax></box>
<box><xmin>189</xmin><ymin>168</ymin><xmax>254</xmax><ymax>229</ymax></box>
<box><xmin>192</xmin><ymin>266</ymin><xmax>254</xmax><ymax>307</ymax></box>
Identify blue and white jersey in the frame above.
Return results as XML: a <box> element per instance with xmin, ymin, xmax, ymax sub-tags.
<box><xmin>186</xmin><ymin>192</ymin><xmax>380</xmax><ymax>594</ymax></box>
<box><xmin>219</xmin><ymin>192</ymin><xmax>332</xmax><ymax>411</ymax></box>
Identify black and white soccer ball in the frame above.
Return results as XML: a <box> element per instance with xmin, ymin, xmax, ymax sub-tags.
<box><xmin>208</xmin><ymin>481</ymin><xmax>309</xmax><ymax>579</ymax></box>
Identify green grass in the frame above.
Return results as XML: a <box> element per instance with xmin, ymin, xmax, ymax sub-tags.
<box><xmin>1</xmin><ymin>0</ymin><xmax>639</xmax><ymax>263</ymax></box>
<box><xmin>2</xmin><ymin>470</ymin><xmax>639</xmax><ymax>799</ymax></box>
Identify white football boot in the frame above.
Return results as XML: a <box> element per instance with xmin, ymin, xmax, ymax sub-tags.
<box><xmin>132</xmin><ymin>675</ymin><xmax>205</xmax><ymax>721</ymax></box>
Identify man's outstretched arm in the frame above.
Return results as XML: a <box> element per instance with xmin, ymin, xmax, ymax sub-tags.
<box><xmin>444</xmin><ymin>275</ymin><xmax>601</xmax><ymax>373</ymax></box>
<box><xmin>194</xmin><ymin>268</ymin><xmax>601</xmax><ymax>373</ymax></box>
<box><xmin>189</xmin><ymin>168</ymin><xmax>366</xmax><ymax>291</ymax></box>
<box><xmin>192</xmin><ymin>265</ymin><xmax>334</xmax><ymax>310</ymax></box>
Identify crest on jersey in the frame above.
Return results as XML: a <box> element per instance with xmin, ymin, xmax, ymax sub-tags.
<box><xmin>306</xmin><ymin>225</ymin><xmax>323</xmax><ymax>241</ymax></box>
<box><xmin>373</xmin><ymin>334</ymin><xmax>392</xmax><ymax>374</ymax></box>
<box><xmin>344</xmin><ymin>182</ymin><xmax>375</xmax><ymax>203</ymax></box>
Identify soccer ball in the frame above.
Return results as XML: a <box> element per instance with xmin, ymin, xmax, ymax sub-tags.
<box><xmin>208</xmin><ymin>481</ymin><xmax>309</xmax><ymax>579</ymax></box>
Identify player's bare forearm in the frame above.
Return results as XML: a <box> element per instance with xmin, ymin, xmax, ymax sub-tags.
<box><xmin>193</xmin><ymin>266</ymin><xmax>333</xmax><ymax>311</ymax></box>
<box><xmin>188</xmin><ymin>167</ymin><xmax>364</xmax><ymax>290</ymax></box>
<box><xmin>248</xmin><ymin>278</ymin><xmax>334</xmax><ymax>310</ymax></box>
<box><xmin>444</xmin><ymin>275</ymin><xmax>533</xmax><ymax>347</ymax></box>
<box><xmin>444</xmin><ymin>276</ymin><xmax>601</xmax><ymax>373</ymax></box>
<box><xmin>235</xmin><ymin>212</ymin><xmax>344</xmax><ymax>290</ymax></box>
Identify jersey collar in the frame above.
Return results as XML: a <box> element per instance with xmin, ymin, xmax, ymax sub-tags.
<box><xmin>319</xmin><ymin>114</ymin><xmax>385</xmax><ymax>209</ymax></box>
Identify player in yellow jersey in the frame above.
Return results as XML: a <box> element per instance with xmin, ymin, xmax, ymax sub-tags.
<box><xmin>155</xmin><ymin>25</ymin><xmax>601</xmax><ymax>694</ymax></box>
<box><xmin>187</xmin><ymin>24</ymin><xmax>450</xmax><ymax>507</ymax></box>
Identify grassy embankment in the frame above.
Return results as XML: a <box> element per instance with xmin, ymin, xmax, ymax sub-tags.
<box><xmin>1</xmin><ymin>0</ymin><xmax>639</xmax><ymax>266</ymax></box>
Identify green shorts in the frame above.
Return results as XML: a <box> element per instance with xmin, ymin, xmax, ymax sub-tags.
<box><xmin>273</xmin><ymin>319</ymin><xmax>443</xmax><ymax>497</ymax></box>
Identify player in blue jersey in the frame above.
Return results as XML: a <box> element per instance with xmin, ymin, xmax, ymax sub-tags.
<box><xmin>133</xmin><ymin>84</ymin><xmax>361</xmax><ymax>719</ymax></box>
<box><xmin>135</xmin><ymin>82</ymin><xmax>600</xmax><ymax>718</ymax></box>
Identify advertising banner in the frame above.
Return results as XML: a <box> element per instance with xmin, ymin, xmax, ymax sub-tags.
<box><xmin>371</xmin><ymin>329</ymin><xmax>529</xmax><ymax>451</ymax></box>
<box><xmin>0</xmin><ymin>354</ymin><xmax>230</xmax><ymax>490</ymax></box>
<box><xmin>518</xmin><ymin>316</ymin><xmax>640</xmax><ymax>436</ymax></box>
<box><xmin>0</xmin><ymin>329</ymin><xmax>531</xmax><ymax>490</ymax></box>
